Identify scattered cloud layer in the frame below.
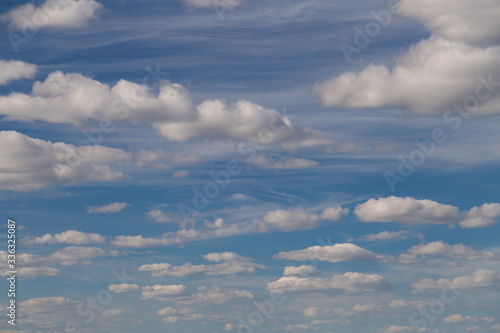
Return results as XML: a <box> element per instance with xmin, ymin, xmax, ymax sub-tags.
<box><xmin>138</xmin><ymin>252</ymin><xmax>264</xmax><ymax>277</ymax></box>
<box><xmin>267</xmin><ymin>272</ymin><xmax>392</xmax><ymax>294</ymax></box>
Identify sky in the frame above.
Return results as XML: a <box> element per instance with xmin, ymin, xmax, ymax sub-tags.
<box><xmin>0</xmin><ymin>0</ymin><xmax>500</xmax><ymax>332</ymax></box>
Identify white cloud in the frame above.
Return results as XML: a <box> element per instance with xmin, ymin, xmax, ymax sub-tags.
<box><xmin>182</xmin><ymin>0</ymin><xmax>242</xmax><ymax>9</ymax></box>
<box><xmin>204</xmin><ymin>218</ymin><xmax>225</xmax><ymax>229</ymax></box>
<box><xmin>443</xmin><ymin>314</ymin><xmax>495</xmax><ymax>324</ymax></box>
<box><xmin>0</xmin><ymin>130</ymin><xmax>128</xmax><ymax>191</ymax></box>
<box><xmin>303</xmin><ymin>306</ymin><xmax>354</xmax><ymax>318</ymax></box>
<box><xmin>173</xmin><ymin>170</ymin><xmax>189</xmax><ymax>179</ymax></box>
<box><xmin>259</xmin><ymin>209</ymin><xmax>320</xmax><ymax>232</ymax></box>
<box><xmin>352</xmin><ymin>303</ymin><xmax>383</xmax><ymax>312</ymax></box>
<box><xmin>395</xmin><ymin>0</ymin><xmax>500</xmax><ymax>46</ymax></box>
<box><xmin>108</xmin><ymin>284</ymin><xmax>141</xmax><ymax>293</ymax></box>
<box><xmin>460</xmin><ymin>203</ymin><xmax>500</xmax><ymax>228</ymax></box>
<box><xmin>283</xmin><ymin>324</ymin><xmax>310</xmax><ymax>331</ymax></box>
<box><xmin>412</xmin><ymin>269</ymin><xmax>500</xmax><ymax>292</ymax></box>
<box><xmin>138</xmin><ymin>252</ymin><xmax>264</xmax><ymax>277</ymax></box>
<box><xmin>141</xmin><ymin>284</ymin><xmax>190</xmax><ymax>300</ymax></box>
<box><xmin>274</xmin><ymin>243</ymin><xmax>384</xmax><ymax>263</ymax></box>
<box><xmin>224</xmin><ymin>323</ymin><xmax>236</xmax><ymax>331</ymax></box>
<box><xmin>0</xmin><ymin>60</ymin><xmax>37</xmax><ymax>85</ymax></box>
<box><xmin>320</xmin><ymin>206</ymin><xmax>349</xmax><ymax>221</ymax></box>
<box><xmin>139</xmin><ymin>284</ymin><xmax>252</xmax><ymax>305</ymax></box>
<box><xmin>1</xmin><ymin>0</ymin><xmax>103</xmax><ymax>30</ymax></box>
<box><xmin>1</xmin><ymin>266</ymin><xmax>60</xmax><ymax>278</ymax></box>
<box><xmin>385</xmin><ymin>326</ymin><xmax>422</xmax><ymax>333</ymax></box>
<box><xmin>283</xmin><ymin>265</ymin><xmax>319</xmax><ymax>277</ymax></box>
<box><xmin>407</xmin><ymin>241</ymin><xmax>499</xmax><ymax>261</ymax></box>
<box><xmin>156</xmin><ymin>307</ymin><xmax>220</xmax><ymax>324</ymax></box>
<box><xmin>101</xmin><ymin>309</ymin><xmax>133</xmax><ymax>317</ymax></box>
<box><xmin>354</xmin><ymin>197</ymin><xmax>500</xmax><ymax>229</ymax></box>
<box><xmin>111</xmin><ymin>235</ymin><xmax>179</xmax><ymax>248</ymax></box>
<box><xmin>86</xmin><ymin>202</ymin><xmax>129</xmax><ymax>214</ymax></box>
<box><xmin>0</xmin><ymin>246</ymin><xmax>108</xmax><ymax>267</ymax></box>
<box><xmin>354</xmin><ymin>196</ymin><xmax>459</xmax><ymax>224</ymax></box>
<box><xmin>24</xmin><ymin>230</ymin><xmax>106</xmax><ymax>245</ymax></box>
<box><xmin>48</xmin><ymin>246</ymin><xmax>106</xmax><ymax>265</ymax></box>
<box><xmin>312</xmin><ymin>0</ymin><xmax>500</xmax><ymax>116</ymax></box>
<box><xmin>247</xmin><ymin>154</ymin><xmax>318</xmax><ymax>170</ymax></box>
<box><xmin>181</xmin><ymin>286</ymin><xmax>253</xmax><ymax>305</ymax></box>
<box><xmin>361</xmin><ymin>230</ymin><xmax>409</xmax><ymax>242</ymax></box>
<box><xmin>267</xmin><ymin>272</ymin><xmax>392</xmax><ymax>294</ymax></box>
<box><xmin>147</xmin><ymin>210</ymin><xmax>171</xmax><ymax>223</ymax></box>
<box><xmin>20</xmin><ymin>296</ymin><xmax>76</xmax><ymax>311</ymax></box>
<box><xmin>0</xmin><ymin>71</ymin><xmax>335</xmax><ymax>151</ymax></box>
<box><xmin>313</xmin><ymin>38</ymin><xmax>500</xmax><ymax>115</ymax></box>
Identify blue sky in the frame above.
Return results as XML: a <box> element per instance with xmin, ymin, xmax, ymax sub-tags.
<box><xmin>0</xmin><ymin>0</ymin><xmax>500</xmax><ymax>332</ymax></box>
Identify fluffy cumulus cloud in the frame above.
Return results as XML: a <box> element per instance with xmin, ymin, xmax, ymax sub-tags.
<box><xmin>259</xmin><ymin>206</ymin><xmax>347</xmax><ymax>232</ymax></box>
<box><xmin>0</xmin><ymin>59</ymin><xmax>37</xmax><ymax>85</ymax></box>
<box><xmin>274</xmin><ymin>243</ymin><xmax>385</xmax><ymax>263</ymax></box>
<box><xmin>0</xmin><ymin>71</ymin><xmax>337</xmax><ymax>151</ymax></box>
<box><xmin>1</xmin><ymin>0</ymin><xmax>103</xmax><ymax>30</ymax></box>
<box><xmin>312</xmin><ymin>0</ymin><xmax>500</xmax><ymax>116</ymax></box>
<box><xmin>459</xmin><ymin>203</ymin><xmax>500</xmax><ymax>228</ymax></box>
<box><xmin>361</xmin><ymin>230</ymin><xmax>410</xmax><ymax>242</ymax></box>
<box><xmin>0</xmin><ymin>130</ymin><xmax>128</xmax><ymax>191</ymax></box>
<box><xmin>412</xmin><ymin>269</ymin><xmax>500</xmax><ymax>292</ymax></box>
<box><xmin>354</xmin><ymin>196</ymin><xmax>500</xmax><ymax>228</ymax></box>
<box><xmin>283</xmin><ymin>265</ymin><xmax>319</xmax><ymax>277</ymax></box>
<box><xmin>108</xmin><ymin>284</ymin><xmax>141</xmax><ymax>293</ymax></box>
<box><xmin>407</xmin><ymin>241</ymin><xmax>499</xmax><ymax>261</ymax></box>
<box><xmin>354</xmin><ymin>196</ymin><xmax>459</xmax><ymax>224</ymax></box>
<box><xmin>86</xmin><ymin>202</ymin><xmax>129</xmax><ymax>214</ymax></box>
<box><xmin>24</xmin><ymin>230</ymin><xmax>106</xmax><ymax>245</ymax></box>
<box><xmin>141</xmin><ymin>284</ymin><xmax>190</xmax><ymax>300</ymax></box>
<box><xmin>138</xmin><ymin>284</ymin><xmax>252</xmax><ymax>304</ymax></box>
<box><xmin>259</xmin><ymin>209</ymin><xmax>320</xmax><ymax>232</ymax></box>
<box><xmin>395</xmin><ymin>0</ymin><xmax>500</xmax><ymax>46</ymax></box>
<box><xmin>146</xmin><ymin>210</ymin><xmax>171</xmax><ymax>223</ymax></box>
<box><xmin>138</xmin><ymin>252</ymin><xmax>264</xmax><ymax>277</ymax></box>
<box><xmin>266</xmin><ymin>272</ymin><xmax>392</xmax><ymax>294</ymax></box>
<box><xmin>320</xmin><ymin>206</ymin><xmax>349</xmax><ymax>220</ymax></box>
